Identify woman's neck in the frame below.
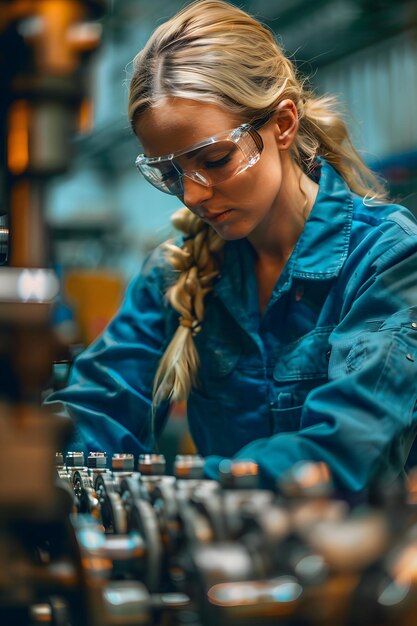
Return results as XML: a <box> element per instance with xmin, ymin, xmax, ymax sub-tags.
<box><xmin>249</xmin><ymin>157</ymin><xmax>319</xmax><ymax>264</ymax></box>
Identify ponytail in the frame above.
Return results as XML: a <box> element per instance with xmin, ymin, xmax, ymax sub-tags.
<box><xmin>295</xmin><ymin>93</ymin><xmax>387</xmax><ymax>200</ymax></box>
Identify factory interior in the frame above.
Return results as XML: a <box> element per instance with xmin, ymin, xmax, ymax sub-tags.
<box><xmin>1</xmin><ymin>0</ymin><xmax>417</xmax><ymax>624</ymax></box>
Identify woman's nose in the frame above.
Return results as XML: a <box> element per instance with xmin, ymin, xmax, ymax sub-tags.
<box><xmin>182</xmin><ymin>175</ymin><xmax>214</xmax><ymax>209</ymax></box>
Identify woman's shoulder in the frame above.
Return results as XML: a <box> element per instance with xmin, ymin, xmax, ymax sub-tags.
<box><xmin>349</xmin><ymin>196</ymin><xmax>417</xmax><ymax>271</ymax></box>
<box><xmin>352</xmin><ymin>194</ymin><xmax>417</xmax><ymax>235</ymax></box>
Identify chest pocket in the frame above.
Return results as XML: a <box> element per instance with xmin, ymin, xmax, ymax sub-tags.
<box><xmin>271</xmin><ymin>328</ymin><xmax>331</xmax><ymax>434</ymax></box>
<box><xmin>273</xmin><ymin>328</ymin><xmax>331</xmax><ymax>381</ymax></box>
<box><xmin>202</xmin><ymin>341</ymin><xmax>242</xmax><ymax>378</ymax></box>
<box><xmin>196</xmin><ymin>323</ymin><xmax>243</xmax><ymax>381</ymax></box>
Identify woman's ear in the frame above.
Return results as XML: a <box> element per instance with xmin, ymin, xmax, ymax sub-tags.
<box><xmin>273</xmin><ymin>99</ymin><xmax>298</xmax><ymax>150</ymax></box>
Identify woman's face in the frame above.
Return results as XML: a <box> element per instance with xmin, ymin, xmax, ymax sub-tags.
<box><xmin>135</xmin><ymin>97</ymin><xmax>295</xmax><ymax>244</ymax></box>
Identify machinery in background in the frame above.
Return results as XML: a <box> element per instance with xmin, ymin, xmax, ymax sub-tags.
<box><xmin>0</xmin><ymin>1</ymin><xmax>106</xmax><ymax>623</ymax></box>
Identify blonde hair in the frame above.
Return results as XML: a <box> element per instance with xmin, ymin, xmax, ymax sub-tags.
<box><xmin>152</xmin><ymin>208</ymin><xmax>223</xmax><ymax>407</ymax></box>
<box><xmin>128</xmin><ymin>0</ymin><xmax>387</xmax><ymax>406</ymax></box>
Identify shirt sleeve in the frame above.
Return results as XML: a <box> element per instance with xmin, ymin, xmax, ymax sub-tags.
<box><xmin>205</xmin><ymin>230</ymin><xmax>417</xmax><ymax>494</ymax></box>
<box><xmin>44</xmin><ymin>247</ymin><xmax>173</xmax><ymax>459</ymax></box>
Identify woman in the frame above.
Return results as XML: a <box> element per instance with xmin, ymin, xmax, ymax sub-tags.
<box><xmin>47</xmin><ymin>0</ymin><xmax>417</xmax><ymax>493</ymax></box>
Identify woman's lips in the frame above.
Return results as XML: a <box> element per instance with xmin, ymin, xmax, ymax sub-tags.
<box><xmin>203</xmin><ymin>208</ymin><xmax>234</xmax><ymax>223</ymax></box>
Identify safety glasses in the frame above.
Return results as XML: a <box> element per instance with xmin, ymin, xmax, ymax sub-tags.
<box><xmin>135</xmin><ymin>113</ymin><xmax>271</xmax><ymax>196</ymax></box>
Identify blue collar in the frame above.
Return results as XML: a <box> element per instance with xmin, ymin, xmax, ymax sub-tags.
<box><xmin>291</xmin><ymin>159</ymin><xmax>353</xmax><ymax>279</ymax></box>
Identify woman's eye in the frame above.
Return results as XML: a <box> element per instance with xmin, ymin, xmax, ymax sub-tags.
<box><xmin>204</xmin><ymin>154</ymin><xmax>231</xmax><ymax>169</ymax></box>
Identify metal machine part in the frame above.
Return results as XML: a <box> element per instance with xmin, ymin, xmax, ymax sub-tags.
<box><xmin>53</xmin><ymin>453</ymin><xmax>417</xmax><ymax>626</ymax></box>
<box><xmin>0</xmin><ymin>2</ymin><xmax>106</xmax><ymax>624</ymax></box>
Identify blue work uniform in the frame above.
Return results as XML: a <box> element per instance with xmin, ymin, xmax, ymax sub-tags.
<box><xmin>46</xmin><ymin>159</ymin><xmax>417</xmax><ymax>493</ymax></box>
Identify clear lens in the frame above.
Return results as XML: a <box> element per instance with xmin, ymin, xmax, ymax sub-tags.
<box><xmin>183</xmin><ymin>141</ymin><xmax>244</xmax><ymax>186</ymax></box>
<box><xmin>135</xmin><ymin>123</ymin><xmax>263</xmax><ymax>196</ymax></box>
<box><xmin>184</xmin><ymin>129</ymin><xmax>262</xmax><ymax>187</ymax></box>
<box><xmin>136</xmin><ymin>159</ymin><xmax>183</xmax><ymax>195</ymax></box>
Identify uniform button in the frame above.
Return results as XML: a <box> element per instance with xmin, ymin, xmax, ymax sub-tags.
<box><xmin>406</xmin><ymin>353</ymin><xmax>415</xmax><ymax>362</ymax></box>
<box><xmin>411</xmin><ymin>322</ymin><xmax>417</xmax><ymax>330</ymax></box>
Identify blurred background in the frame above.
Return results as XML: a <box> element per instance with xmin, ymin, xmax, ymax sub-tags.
<box><xmin>44</xmin><ymin>0</ymin><xmax>417</xmax><ymax>347</ymax></box>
